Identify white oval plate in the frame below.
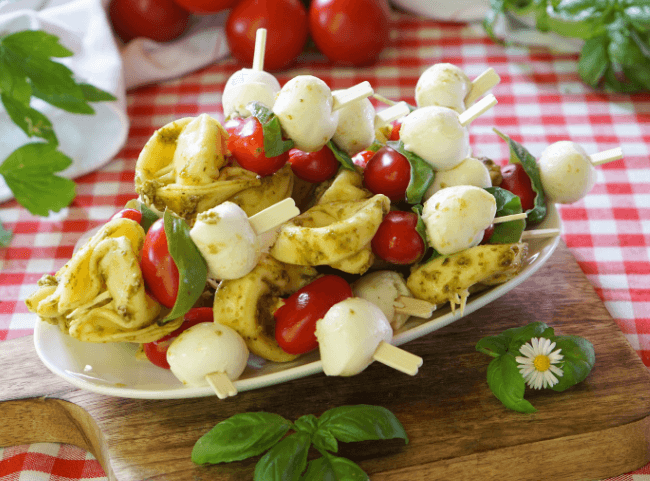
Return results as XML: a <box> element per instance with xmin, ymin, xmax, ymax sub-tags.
<box><xmin>34</xmin><ymin>205</ymin><xmax>561</xmax><ymax>399</ymax></box>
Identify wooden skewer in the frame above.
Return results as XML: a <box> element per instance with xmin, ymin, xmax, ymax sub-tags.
<box><xmin>465</xmin><ymin>68</ymin><xmax>501</xmax><ymax>107</ymax></box>
<box><xmin>458</xmin><ymin>94</ymin><xmax>497</xmax><ymax>127</ymax></box>
<box><xmin>376</xmin><ymin>102</ymin><xmax>410</xmax><ymax>126</ymax></box>
<box><xmin>493</xmin><ymin>212</ymin><xmax>527</xmax><ymax>224</ymax></box>
<box><xmin>248</xmin><ymin>198</ymin><xmax>299</xmax><ymax>235</ymax></box>
<box><xmin>393</xmin><ymin>295</ymin><xmax>436</xmax><ymax>318</ymax></box>
<box><xmin>520</xmin><ymin>228</ymin><xmax>561</xmax><ymax>240</ymax></box>
<box><xmin>373</xmin><ymin>341</ymin><xmax>423</xmax><ymax>376</ymax></box>
<box><xmin>589</xmin><ymin>147</ymin><xmax>623</xmax><ymax>166</ymax></box>
<box><xmin>332</xmin><ymin>81</ymin><xmax>375</xmax><ymax>112</ymax></box>
<box><xmin>252</xmin><ymin>28</ymin><xmax>267</xmax><ymax>72</ymax></box>
<box><xmin>205</xmin><ymin>372</ymin><xmax>238</xmax><ymax>400</ymax></box>
<box><xmin>372</xmin><ymin>92</ymin><xmax>397</xmax><ymax>106</ymax></box>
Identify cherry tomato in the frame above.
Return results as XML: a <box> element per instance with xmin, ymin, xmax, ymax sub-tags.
<box><xmin>225</xmin><ymin>0</ymin><xmax>308</xmax><ymax>71</ymax></box>
<box><xmin>287</xmin><ymin>147</ymin><xmax>339</xmax><ymax>183</ymax></box>
<box><xmin>110</xmin><ymin>208</ymin><xmax>142</xmax><ymax>224</ymax></box>
<box><xmin>309</xmin><ymin>0</ymin><xmax>391</xmax><ymax>66</ymax></box>
<box><xmin>389</xmin><ymin>118</ymin><xmax>404</xmax><ymax>141</ymax></box>
<box><xmin>480</xmin><ymin>224</ymin><xmax>495</xmax><ymax>244</ymax></box>
<box><xmin>500</xmin><ymin>163</ymin><xmax>536</xmax><ymax>211</ymax></box>
<box><xmin>140</xmin><ymin>218</ymin><xmax>179</xmax><ymax>309</ymax></box>
<box><xmin>224</xmin><ymin>116</ymin><xmax>245</xmax><ymax>136</ymax></box>
<box><xmin>274</xmin><ymin>275</ymin><xmax>352</xmax><ymax>355</ymax></box>
<box><xmin>371</xmin><ymin>211</ymin><xmax>425</xmax><ymax>265</ymax></box>
<box><xmin>108</xmin><ymin>0</ymin><xmax>190</xmax><ymax>43</ymax></box>
<box><xmin>363</xmin><ymin>145</ymin><xmax>411</xmax><ymax>202</ymax></box>
<box><xmin>143</xmin><ymin>307</ymin><xmax>213</xmax><ymax>369</ymax></box>
<box><xmin>352</xmin><ymin>149</ymin><xmax>376</xmax><ymax>169</ymax></box>
<box><xmin>228</xmin><ymin>115</ymin><xmax>288</xmax><ymax>176</ymax></box>
<box><xmin>171</xmin><ymin>0</ymin><xmax>238</xmax><ymax>13</ymax></box>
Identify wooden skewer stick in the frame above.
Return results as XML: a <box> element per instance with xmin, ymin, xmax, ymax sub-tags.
<box><xmin>376</xmin><ymin>101</ymin><xmax>411</xmax><ymax>126</ymax></box>
<box><xmin>589</xmin><ymin>147</ymin><xmax>623</xmax><ymax>166</ymax></box>
<box><xmin>332</xmin><ymin>81</ymin><xmax>374</xmax><ymax>112</ymax></box>
<box><xmin>458</xmin><ymin>94</ymin><xmax>497</xmax><ymax>127</ymax></box>
<box><xmin>248</xmin><ymin>198</ymin><xmax>300</xmax><ymax>235</ymax></box>
<box><xmin>520</xmin><ymin>228</ymin><xmax>561</xmax><ymax>240</ymax></box>
<box><xmin>493</xmin><ymin>212</ymin><xmax>528</xmax><ymax>224</ymax></box>
<box><xmin>373</xmin><ymin>341</ymin><xmax>423</xmax><ymax>376</ymax></box>
<box><xmin>205</xmin><ymin>372</ymin><xmax>238</xmax><ymax>400</ymax></box>
<box><xmin>393</xmin><ymin>296</ymin><xmax>436</xmax><ymax>318</ymax></box>
<box><xmin>372</xmin><ymin>92</ymin><xmax>397</xmax><ymax>106</ymax></box>
<box><xmin>465</xmin><ymin>68</ymin><xmax>501</xmax><ymax>106</ymax></box>
<box><xmin>252</xmin><ymin>28</ymin><xmax>267</xmax><ymax>72</ymax></box>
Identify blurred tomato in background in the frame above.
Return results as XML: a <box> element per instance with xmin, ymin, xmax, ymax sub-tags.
<box><xmin>171</xmin><ymin>0</ymin><xmax>239</xmax><ymax>13</ymax></box>
<box><xmin>109</xmin><ymin>0</ymin><xmax>191</xmax><ymax>43</ymax></box>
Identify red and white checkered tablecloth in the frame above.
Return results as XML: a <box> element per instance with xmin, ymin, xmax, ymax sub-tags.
<box><xmin>1</xmin><ymin>13</ymin><xmax>649</xmax><ymax>481</ymax></box>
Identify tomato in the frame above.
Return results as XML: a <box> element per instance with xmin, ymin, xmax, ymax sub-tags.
<box><xmin>140</xmin><ymin>218</ymin><xmax>179</xmax><ymax>309</ymax></box>
<box><xmin>110</xmin><ymin>208</ymin><xmax>142</xmax><ymax>224</ymax></box>
<box><xmin>223</xmin><ymin>116</ymin><xmax>245</xmax><ymax>136</ymax></box>
<box><xmin>108</xmin><ymin>0</ymin><xmax>190</xmax><ymax>43</ymax></box>
<box><xmin>371</xmin><ymin>211</ymin><xmax>425</xmax><ymax>265</ymax></box>
<box><xmin>274</xmin><ymin>275</ymin><xmax>352</xmax><ymax>355</ymax></box>
<box><xmin>309</xmin><ymin>0</ymin><xmax>391</xmax><ymax>66</ymax></box>
<box><xmin>352</xmin><ymin>149</ymin><xmax>376</xmax><ymax>169</ymax></box>
<box><xmin>287</xmin><ymin>147</ymin><xmax>339</xmax><ymax>183</ymax></box>
<box><xmin>171</xmin><ymin>0</ymin><xmax>238</xmax><ymax>13</ymax></box>
<box><xmin>480</xmin><ymin>224</ymin><xmax>495</xmax><ymax>244</ymax></box>
<box><xmin>228</xmin><ymin>115</ymin><xmax>288</xmax><ymax>176</ymax></box>
<box><xmin>363</xmin><ymin>145</ymin><xmax>411</xmax><ymax>202</ymax></box>
<box><xmin>143</xmin><ymin>307</ymin><xmax>213</xmax><ymax>369</ymax></box>
<box><xmin>389</xmin><ymin>118</ymin><xmax>404</xmax><ymax>141</ymax></box>
<box><xmin>225</xmin><ymin>0</ymin><xmax>308</xmax><ymax>71</ymax></box>
<box><xmin>500</xmin><ymin>163</ymin><xmax>536</xmax><ymax>211</ymax></box>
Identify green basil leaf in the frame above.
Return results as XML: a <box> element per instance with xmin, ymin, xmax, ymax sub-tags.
<box><xmin>0</xmin><ymin>143</ymin><xmax>75</xmax><ymax>216</ymax></box>
<box><xmin>487</xmin><ymin>353</ymin><xmax>537</xmax><ymax>413</ymax></box>
<box><xmin>254</xmin><ymin>432</ymin><xmax>311</xmax><ymax>481</ymax></box>
<box><xmin>136</xmin><ymin>201</ymin><xmax>161</xmax><ymax>233</ymax></box>
<box><xmin>302</xmin><ymin>452</ymin><xmax>369</xmax><ymax>481</ymax></box>
<box><xmin>192</xmin><ymin>412</ymin><xmax>292</xmax><ymax>465</ymax></box>
<box><xmin>248</xmin><ymin>101</ymin><xmax>294</xmax><ymax>158</ymax></box>
<box><xmin>159</xmin><ymin>210</ymin><xmax>208</xmax><ymax>324</ymax></box>
<box><xmin>367</xmin><ymin>139</ymin><xmax>385</xmax><ymax>152</ymax></box>
<box><xmin>476</xmin><ymin>334</ymin><xmax>510</xmax><ymax>358</ymax></box>
<box><xmin>0</xmin><ymin>30</ymin><xmax>73</xmax><ymax>58</ymax></box>
<box><xmin>386</xmin><ymin>140</ymin><xmax>434</xmax><ymax>205</ymax></box>
<box><xmin>32</xmin><ymin>84</ymin><xmax>94</xmax><ymax>115</ymax></box>
<box><xmin>312</xmin><ymin>428</ymin><xmax>339</xmax><ymax>453</ymax></box>
<box><xmin>578</xmin><ymin>36</ymin><xmax>610</xmax><ymax>87</ymax></box>
<box><xmin>0</xmin><ymin>221</ymin><xmax>12</xmax><ymax>247</ymax></box>
<box><xmin>411</xmin><ymin>204</ymin><xmax>429</xmax><ymax>249</ymax></box>
<box><xmin>551</xmin><ymin>335</ymin><xmax>596</xmax><ymax>392</ymax></box>
<box><xmin>78</xmin><ymin>83</ymin><xmax>117</xmax><ymax>102</ymax></box>
<box><xmin>294</xmin><ymin>414</ymin><xmax>319</xmax><ymax>435</ymax></box>
<box><xmin>508</xmin><ymin>321</ymin><xmax>554</xmax><ymax>352</ymax></box>
<box><xmin>317</xmin><ymin>405</ymin><xmax>408</xmax><ymax>444</ymax></box>
<box><xmin>485</xmin><ymin>186</ymin><xmax>526</xmax><ymax>244</ymax></box>
<box><xmin>546</xmin><ymin>0</ymin><xmax>610</xmax><ymax>39</ymax></box>
<box><xmin>624</xmin><ymin>1</ymin><xmax>650</xmax><ymax>29</ymax></box>
<box><xmin>493</xmin><ymin>129</ymin><xmax>546</xmax><ymax>224</ymax></box>
<box><xmin>327</xmin><ymin>140</ymin><xmax>356</xmax><ymax>171</ymax></box>
<box><xmin>1</xmin><ymin>93</ymin><xmax>57</xmax><ymax>144</ymax></box>
<box><xmin>0</xmin><ymin>55</ymin><xmax>31</xmax><ymax>105</ymax></box>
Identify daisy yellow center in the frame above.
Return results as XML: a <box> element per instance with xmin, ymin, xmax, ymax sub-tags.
<box><xmin>533</xmin><ymin>354</ymin><xmax>551</xmax><ymax>372</ymax></box>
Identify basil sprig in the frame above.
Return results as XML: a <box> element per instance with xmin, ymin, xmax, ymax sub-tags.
<box><xmin>158</xmin><ymin>209</ymin><xmax>207</xmax><ymax>324</ymax></box>
<box><xmin>124</xmin><ymin>198</ymin><xmax>161</xmax><ymax>233</ymax></box>
<box><xmin>247</xmin><ymin>101</ymin><xmax>294</xmax><ymax>157</ymax></box>
<box><xmin>192</xmin><ymin>405</ymin><xmax>408</xmax><ymax>480</ymax></box>
<box><xmin>386</xmin><ymin>140</ymin><xmax>434</xmax><ymax>205</ymax></box>
<box><xmin>493</xmin><ymin>129</ymin><xmax>547</xmax><ymax>225</ymax></box>
<box><xmin>476</xmin><ymin>322</ymin><xmax>596</xmax><ymax>413</ymax></box>
<box><xmin>327</xmin><ymin>140</ymin><xmax>356</xmax><ymax>171</ymax></box>
<box><xmin>485</xmin><ymin>186</ymin><xmax>526</xmax><ymax>244</ymax></box>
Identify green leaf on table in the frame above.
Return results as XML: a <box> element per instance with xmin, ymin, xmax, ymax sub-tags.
<box><xmin>0</xmin><ymin>142</ymin><xmax>75</xmax><ymax>216</ymax></box>
<box><xmin>248</xmin><ymin>101</ymin><xmax>294</xmax><ymax>158</ymax></box>
<box><xmin>476</xmin><ymin>322</ymin><xmax>552</xmax><ymax>358</ymax></box>
<box><xmin>551</xmin><ymin>335</ymin><xmax>596</xmax><ymax>392</ymax></box>
<box><xmin>294</xmin><ymin>414</ymin><xmax>319</xmax><ymax>435</ymax></box>
<box><xmin>487</xmin><ymin>353</ymin><xmax>537</xmax><ymax>413</ymax></box>
<box><xmin>254</xmin><ymin>432</ymin><xmax>311</xmax><ymax>481</ymax></box>
<box><xmin>1</xmin><ymin>93</ymin><xmax>57</xmax><ymax>144</ymax></box>
<box><xmin>485</xmin><ymin>186</ymin><xmax>526</xmax><ymax>244</ymax></box>
<box><xmin>386</xmin><ymin>140</ymin><xmax>434</xmax><ymax>205</ymax></box>
<box><xmin>192</xmin><ymin>412</ymin><xmax>292</xmax><ymax>465</ymax></box>
<box><xmin>311</xmin><ymin>427</ymin><xmax>339</xmax><ymax>454</ymax></box>
<box><xmin>159</xmin><ymin>210</ymin><xmax>208</xmax><ymax>324</ymax></box>
<box><xmin>317</xmin><ymin>405</ymin><xmax>408</xmax><ymax>444</ymax></box>
<box><xmin>0</xmin><ymin>221</ymin><xmax>12</xmax><ymax>247</ymax></box>
<box><xmin>327</xmin><ymin>140</ymin><xmax>356</xmax><ymax>171</ymax></box>
<box><xmin>302</xmin><ymin>452</ymin><xmax>369</xmax><ymax>481</ymax></box>
<box><xmin>579</xmin><ymin>36</ymin><xmax>609</xmax><ymax>87</ymax></box>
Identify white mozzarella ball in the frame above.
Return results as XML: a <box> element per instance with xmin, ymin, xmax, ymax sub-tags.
<box><xmin>424</xmin><ymin>157</ymin><xmax>492</xmax><ymax>201</ymax></box>
<box><xmin>538</xmin><ymin>141</ymin><xmax>596</xmax><ymax>204</ymax></box>
<box><xmin>399</xmin><ymin>106</ymin><xmax>471</xmax><ymax>171</ymax></box>
<box><xmin>331</xmin><ymin>96</ymin><xmax>375</xmax><ymax>156</ymax></box>
<box><xmin>415</xmin><ymin>63</ymin><xmax>471</xmax><ymax>113</ymax></box>
<box><xmin>352</xmin><ymin>270</ymin><xmax>412</xmax><ymax>330</ymax></box>
<box><xmin>222</xmin><ymin>68</ymin><xmax>280</xmax><ymax>118</ymax></box>
<box><xmin>315</xmin><ymin>298</ymin><xmax>393</xmax><ymax>377</ymax></box>
<box><xmin>272</xmin><ymin>75</ymin><xmax>339</xmax><ymax>152</ymax></box>
<box><xmin>422</xmin><ymin>185</ymin><xmax>496</xmax><ymax>255</ymax></box>
<box><xmin>167</xmin><ymin>322</ymin><xmax>249</xmax><ymax>387</ymax></box>
<box><xmin>189</xmin><ymin>202</ymin><xmax>260</xmax><ymax>280</ymax></box>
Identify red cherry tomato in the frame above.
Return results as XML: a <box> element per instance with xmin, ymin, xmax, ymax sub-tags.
<box><xmin>352</xmin><ymin>149</ymin><xmax>376</xmax><ymax>169</ymax></box>
<box><xmin>224</xmin><ymin>116</ymin><xmax>245</xmax><ymax>136</ymax></box>
<box><xmin>228</xmin><ymin>116</ymin><xmax>288</xmax><ymax>176</ymax></box>
<box><xmin>108</xmin><ymin>0</ymin><xmax>190</xmax><ymax>43</ymax></box>
<box><xmin>309</xmin><ymin>0</ymin><xmax>391</xmax><ymax>66</ymax></box>
<box><xmin>363</xmin><ymin>145</ymin><xmax>411</xmax><ymax>202</ymax></box>
<box><xmin>480</xmin><ymin>224</ymin><xmax>495</xmax><ymax>244</ymax></box>
<box><xmin>143</xmin><ymin>307</ymin><xmax>213</xmax><ymax>369</ymax></box>
<box><xmin>274</xmin><ymin>275</ymin><xmax>352</xmax><ymax>355</ymax></box>
<box><xmin>140</xmin><ymin>218</ymin><xmax>179</xmax><ymax>309</ymax></box>
<box><xmin>287</xmin><ymin>147</ymin><xmax>339</xmax><ymax>183</ymax></box>
<box><xmin>500</xmin><ymin>163</ymin><xmax>536</xmax><ymax>211</ymax></box>
<box><xmin>225</xmin><ymin>0</ymin><xmax>308</xmax><ymax>71</ymax></box>
<box><xmin>389</xmin><ymin>118</ymin><xmax>404</xmax><ymax>141</ymax></box>
<box><xmin>371</xmin><ymin>211</ymin><xmax>425</xmax><ymax>265</ymax></box>
<box><xmin>110</xmin><ymin>208</ymin><xmax>142</xmax><ymax>224</ymax></box>
<box><xmin>171</xmin><ymin>0</ymin><xmax>238</xmax><ymax>13</ymax></box>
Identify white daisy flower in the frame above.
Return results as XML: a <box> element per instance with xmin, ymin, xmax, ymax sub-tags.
<box><xmin>516</xmin><ymin>337</ymin><xmax>564</xmax><ymax>389</ymax></box>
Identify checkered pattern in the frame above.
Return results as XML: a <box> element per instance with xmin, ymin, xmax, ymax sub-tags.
<box><xmin>0</xmin><ymin>444</ymin><xmax>106</xmax><ymax>480</ymax></box>
<box><xmin>0</xmin><ymin>12</ymin><xmax>648</xmax><ymax>481</ymax></box>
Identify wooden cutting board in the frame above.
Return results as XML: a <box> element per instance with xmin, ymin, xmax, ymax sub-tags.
<box><xmin>2</xmin><ymin>242</ymin><xmax>650</xmax><ymax>481</ymax></box>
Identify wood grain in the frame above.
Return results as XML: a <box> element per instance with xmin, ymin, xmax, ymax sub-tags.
<box><xmin>2</xmin><ymin>242</ymin><xmax>650</xmax><ymax>481</ymax></box>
